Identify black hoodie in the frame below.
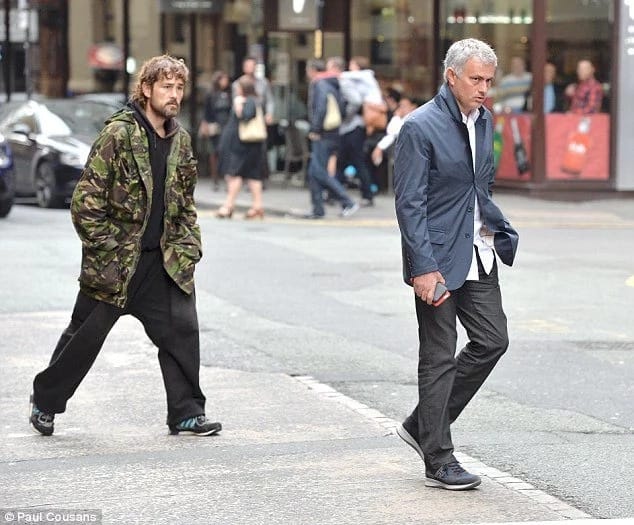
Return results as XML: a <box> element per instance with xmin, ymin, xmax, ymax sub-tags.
<box><xmin>129</xmin><ymin>101</ymin><xmax>179</xmax><ymax>251</ymax></box>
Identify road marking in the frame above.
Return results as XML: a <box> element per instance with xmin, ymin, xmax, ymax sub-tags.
<box><xmin>199</xmin><ymin>210</ymin><xmax>634</xmax><ymax>229</ymax></box>
<box><xmin>293</xmin><ymin>375</ymin><xmax>593</xmax><ymax>522</ymax></box>
<box><xmin>466</xmin><ymin>518</ymin><xmax>634</xmax><ymax>525</ymax></box>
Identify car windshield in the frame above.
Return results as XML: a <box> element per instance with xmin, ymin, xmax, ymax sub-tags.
<box><xmin>41</xmin><ymin>100</ymin><xmax>117</xmax><ymax>136</ymax></box>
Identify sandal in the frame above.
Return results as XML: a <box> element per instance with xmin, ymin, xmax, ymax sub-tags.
<box><xmin>245</xmin><ymin>208</ymin><xmax>264</xmax><ymax>220</ymax></box>
<box><xmin>216</xmin><ymin>206</ymin><xmax>233</xmax><ymax>219</ymax></box>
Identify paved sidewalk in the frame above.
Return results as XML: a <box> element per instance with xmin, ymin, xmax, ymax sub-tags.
<box><xmin>1</xmin><ymin>312</ymin><xmax>591</xmax><ymax>525</ymax></box>
<box><xmin>195</xmin><ymin>173</ymin><xmax>634</xmax><ymax>228</ymax></box>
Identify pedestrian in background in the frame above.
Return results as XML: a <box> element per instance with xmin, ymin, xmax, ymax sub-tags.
<box><xmin>494</xmin><ymin>56</ymin><xmax>532</xmax><ymax>113</ymax></box>
<box><xmin>216</xmin><ymin>75</ymin><xmax>266</xmax><ymax>219</ymax></box>
<box><xmin>233</xmin><ymin>56</ymin><xmax>275</xmax><ymax>182</ymax></box>
<box><xmin>565</xmin><ymin>59</ymin><xmax>603</xmax><ymax>114</ymax></box>
<box><xmin>302</xmin><ymin>58</ymin><xmax>358</xmax><ymax>219</ymax></box>
<box><xmin>393</xmin><ymin>38</ymin><xmax>519</xmax><ymax>490</ymax></box>
<box><xmin>233</xmin><ymin>56</ymin><xmax>275</xmax><ymax>126</ymax></box>
<box><xmin>335</xmin><ymin>55</ymin><xmax>379</xmax><ymax>207</ymax></box>
<box><xmin>29</xmin><ymin>55</ymin><xmax>221</xmax><ymax>437</ymax></box>
<box><xmin>370</xmin><ymin>94</ymin><xmax>419</xmax><ymax>167</ymax></box>
<box><xmin>199</xmin><ymin>70</ymin><xmax>231</xmax><ymax>191</ymax></box>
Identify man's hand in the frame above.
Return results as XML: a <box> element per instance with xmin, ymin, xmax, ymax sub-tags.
<box><xmin>371</xmin><ymin>147</ymin><xmax>383</xmax><ymax>166</ymax></box>
<box><xmin>308</xmin><ymin>132</ymin><xmax>321</xmax><ymax>141</ymax></box>
<box><xmin>412</xmin><ymin>271</ymin><xmax>445</xmax><ymax>305</ymax></box>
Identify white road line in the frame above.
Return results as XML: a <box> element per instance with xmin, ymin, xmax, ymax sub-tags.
<box><xmin>293</xmin><ymin>375</ymin><xmax>595</xmax><ymax>522</ymax></box>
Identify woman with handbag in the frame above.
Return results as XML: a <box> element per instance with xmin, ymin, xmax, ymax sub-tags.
<box><xmin>216</xmin><ymin>75</ymin><xmax>267</xmax><ymax>219</ymax></box>
<box><xmin>199</xmin><ymin>70</ymin><xmax>231</xmax><ymax>191</ymax></box>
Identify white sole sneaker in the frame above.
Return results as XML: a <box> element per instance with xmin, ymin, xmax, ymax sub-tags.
<box><xmin>424</xmin><ymin>477</ymin><xmax>481</xmax><ymax>491</ymax></box>
<box><xmin>395</xmin><ymin>423</ymin><xmax>424</xmax><ymax>461</ymax></box>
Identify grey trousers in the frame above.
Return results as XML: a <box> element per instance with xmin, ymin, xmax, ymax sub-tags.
<box><xmin>408</xmin><ymin>254</ymin><xmax>509</xmax><ymax>470</ymax></box>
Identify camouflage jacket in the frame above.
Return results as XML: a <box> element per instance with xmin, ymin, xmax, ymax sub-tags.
<box><xmin>71</xmin><ymin>107</ymin><xmax>202</xmax><ymax>308</ymax></box>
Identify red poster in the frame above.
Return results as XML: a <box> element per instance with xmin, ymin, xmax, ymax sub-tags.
<box><xmin>493</xmin><ymin>114</ymin><xmax>533</xmax><ymax>181</ymax></box>
<box><xmin>545</xmin><ymin>113</ymin><xmax>610</xmax><ymax>181</ymax></box>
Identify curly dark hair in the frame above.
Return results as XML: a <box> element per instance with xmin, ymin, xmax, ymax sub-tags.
<box><xmin>130</xmin><ymin>55</ymin><xmax>189</xmax><ymax>108</ymax></box>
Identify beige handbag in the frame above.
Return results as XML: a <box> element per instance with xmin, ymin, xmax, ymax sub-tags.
<box><xmin>238</xmin><ymin>105</ymin><xmax>267</xmax><ymax>142</ymax></box>
<box><xmin>323</xmin><ymin>93</ymin><xmax>342</xmax><ymax>131</ymax></box>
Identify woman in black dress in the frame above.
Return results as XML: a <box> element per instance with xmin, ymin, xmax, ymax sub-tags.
<box><xmin>199</xmin><ymin>70</ymin><xmax>231</xmax><ymax>190</ymax></box>
<box><xmin>216</xmin><ymin>75</ymin><xmax>267</xmax><ymax>219</ymax></box>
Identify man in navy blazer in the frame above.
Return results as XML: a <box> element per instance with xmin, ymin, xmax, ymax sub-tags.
<box><xmin>393</xmin><ymin>38</ymin><xmax>519</xmax><ymax>491</ymax></box>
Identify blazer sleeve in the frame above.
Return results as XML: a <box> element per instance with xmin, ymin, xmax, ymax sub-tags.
<box><xmin>393</xmin><ymin>119</ymin><xmax>438</xmax><ymax>279</ymax></box>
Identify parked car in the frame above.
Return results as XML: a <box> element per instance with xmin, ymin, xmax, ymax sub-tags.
<box><xmin>0</xmin><ymin>98</ymin><xmax>120</xmax><ymax>208</ymax></box>
<box><xmin>0</xmin><ymin>132</ymin><xmax>15</xmax><ymax>217</ymax></box>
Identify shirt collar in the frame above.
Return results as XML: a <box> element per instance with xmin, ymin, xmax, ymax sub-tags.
<box><xmin>461</xmin><ymin>108</ymin><xmax>480</xmax><ymax>124</ymax></box>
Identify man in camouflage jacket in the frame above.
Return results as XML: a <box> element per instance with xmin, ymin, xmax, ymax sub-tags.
<box><xmin>29</xmin><ymin>56</ymin><xmax>222</xmax><ymax>437</ymax></box>
<box><xmin>73</xmin><ymin>97</ymin><xmax>201</xmax><ymax>309</ymax></box>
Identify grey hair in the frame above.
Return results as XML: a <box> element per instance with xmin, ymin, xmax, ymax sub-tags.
<box><xmin>443</xmin><ymin>38</ymin><xmax>497</xmax><ymax>81</ymax></box>
<box><xmin>326</xmin><ymin>56</ymin><xmax>345</xmax><ymax>71</ymax></box>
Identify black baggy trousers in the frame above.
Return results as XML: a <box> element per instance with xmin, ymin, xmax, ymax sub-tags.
<box><xmin>409</xmin><ymin>253</ymin><xmax>509</xmax><ymax>471</ymax></box>
<box><xmin>32</xmin><ymin>248</ymin><xmax>206</xmax><ymax>426</ymax></box>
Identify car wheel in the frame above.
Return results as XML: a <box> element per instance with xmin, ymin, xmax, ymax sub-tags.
<box><xmin>0</xmin><ymin>170</ymin><xmax>14</xmax><ymax>217</ymax></box>
<box><xmin>35</xmin><ymin>163</ymin><xmax>64</xmax><ymax>208</ymax></box>
<box><xmin>0</xmin><ymin>196</ymin><xmax>12</xmax><ymax>217</ymax></box>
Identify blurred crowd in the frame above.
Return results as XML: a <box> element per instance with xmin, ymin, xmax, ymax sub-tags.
<box><xmin>197</xmin><ymin>55</ymin><xmax>423</xmax><ymax>219</ymax></box>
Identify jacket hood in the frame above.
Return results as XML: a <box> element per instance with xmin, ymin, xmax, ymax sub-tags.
<box><xmin>107</xmin><ymin>102</ymin><xmax>181</xmax><ymax>147</ymax></box>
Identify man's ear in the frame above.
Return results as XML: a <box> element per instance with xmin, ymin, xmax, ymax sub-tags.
<box><xmin>446</xmin><ymin>68</ymin><xmax>457</xmax><ymax>87</ymax></box>
<box><xmin>141</xmin><ymin>82</ymin><xmax>152</xmax><ymax>99</ymax></box>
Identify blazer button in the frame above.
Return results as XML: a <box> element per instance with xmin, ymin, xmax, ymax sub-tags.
<box><xmin>465</xmin><ymin>233</ymin><xmax>471</xmax><ymax>238</ymax></box>
<box><xmin>467</xmin><ymin>206</ymin><xmax>473</xmax><ymax>212</ymax></box>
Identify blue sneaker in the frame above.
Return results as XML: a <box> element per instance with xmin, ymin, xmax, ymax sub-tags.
<box><xmin>425</xmin><ymin>461</ymin><xmax>481</xmax><ymax>490</ymax></box>
<box><xmin>169</xmin><ymin>415</ymin><xmax>222</xmax><ymax>436</ymax></box>
<box><xmin>29</xmin><ymin>394</ymin><xmax>54</xmax><ymax>436</ymax></box>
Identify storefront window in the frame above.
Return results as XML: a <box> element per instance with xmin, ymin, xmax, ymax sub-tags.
<box><xmin>350</xmin><ymin>1</ymin><xmax>434</xmax><ymax>101</ymax></box>
<box><xmin>440</xmin><ymin>0</ymin><xmax>534</xmax><ymax>182</ymax></box>
<box><xmin>544</xmin><ymin>0</ymin><xmax>613</xmax><ymax>181</ymax></box>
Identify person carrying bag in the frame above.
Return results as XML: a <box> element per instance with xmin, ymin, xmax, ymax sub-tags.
<box><xmin>239</xmin><ymin>105</ymin><xmax>267</xmax><ymax>143</ymax></box>
<box><xmin>216</xmin><ymin>76</ymin><xmax>267</xmax><ymax>219</ymax></box>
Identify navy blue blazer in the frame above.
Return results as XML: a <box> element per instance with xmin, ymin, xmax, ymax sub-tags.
<box><xmin>393</xmin><ymin>83</ymin><xmax>519</xmax><ymax>290</ymax></box>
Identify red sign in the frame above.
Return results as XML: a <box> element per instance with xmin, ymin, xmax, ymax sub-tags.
<box><xmin>545</xmin><ymin>114</ymin><xmax>610</xmax><ymax>181</ymax></box>
<box><xmin>88</xmin><ymin>43</ymin><xmax>124</xmax><ymax>70</ymax></box>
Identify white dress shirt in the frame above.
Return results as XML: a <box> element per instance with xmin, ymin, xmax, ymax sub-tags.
<box><xmin>461</xmin><ymin>110</ymin><xmax>495</xmax><ymax>281</ymax></box>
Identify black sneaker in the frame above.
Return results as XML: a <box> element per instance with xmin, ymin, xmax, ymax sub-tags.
<box><xmin>395</xmin><ymin>420</ymin><xmax>424</xmax><ymax>462</ymax></box>
<box><xmin>425</xmin><ymin>461</ymin><xmax>481</xmax><ymax>490</ymax></box>
<box><xmin>169</xmin><ymin>415</ymin><xmax>222</xmax><ymax>436</ymax></box>
<box><xmin>29</xmin><ymin>394</ymin><xmax>54</xmax><ymax>436</ymax></box>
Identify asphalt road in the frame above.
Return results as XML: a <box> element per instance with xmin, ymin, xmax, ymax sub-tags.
<box><xmin>1</xmin><ymin>200</ymin><xmax>632</xmax><ymax>520</ymax></box>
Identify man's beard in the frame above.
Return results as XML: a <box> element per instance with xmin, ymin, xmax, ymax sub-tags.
<box><xmin>149</xmin><ymin>98</ymin><xmax>180</xmax><ymax>119</ymax></box>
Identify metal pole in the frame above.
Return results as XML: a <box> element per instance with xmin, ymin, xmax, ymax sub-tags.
<box><xmin>530</xmin><ymin>0</ymin><xmax>546</xmax><ymax>184</ymax></box>
<box><xmin>3</xmin><ymin>0</ymin><xmax>11</xmax><ymax>101</ymax></box>
<box><xmin>18</xmin><ymin>0</ymin><xmax>31</xmax><ymax>99</ymax></box>
<box><xmin>315</xmin><ymin>0</ymin><xmax>324</xmax><ymax>58</ymax></box>
<box><xmin>122</xmin><ymin>0</ymin><xmax>130</xmax><ymax>99</ymax></box>
<box><xmin>189</xmin><ymin>12</ymin><xmax>197</xmax><ymax>135</ymax></box>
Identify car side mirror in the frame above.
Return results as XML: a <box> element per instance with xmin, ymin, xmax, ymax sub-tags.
<box><xmin>11</xmin><ymin>123</ymin><xmax>32</xmax><ymax>136</ymax></box>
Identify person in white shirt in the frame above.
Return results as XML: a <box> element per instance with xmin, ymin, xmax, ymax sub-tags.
<box><xmin>371</xmin><ymin>95</ymin><xmax>419</xmax><ymax>167</ymax></box>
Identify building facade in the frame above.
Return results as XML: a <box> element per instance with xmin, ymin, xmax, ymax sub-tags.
<box><xmin>4</xmin><ymin>0</ymin><xmax>632</xmax><ymax>192</ymax></box>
